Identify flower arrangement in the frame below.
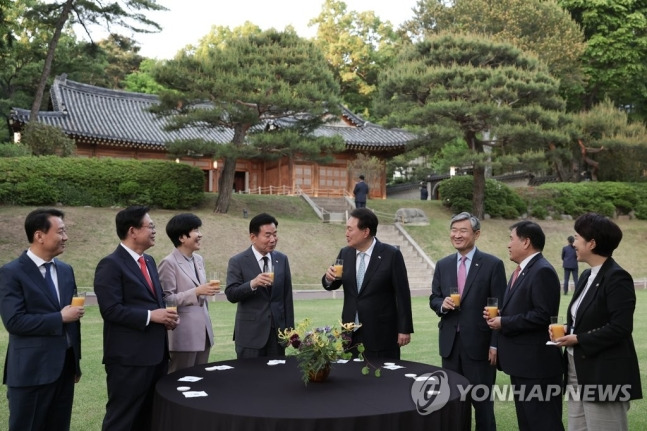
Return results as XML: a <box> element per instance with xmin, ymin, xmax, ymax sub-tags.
<box><xmin>278</xmin><ymin>318</ymin><xmax>380</xmax><ymax>385</ymax></box>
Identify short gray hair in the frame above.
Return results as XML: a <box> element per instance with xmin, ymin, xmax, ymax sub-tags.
<box><xmin>450</xmin><ymin>212</ymin><xmax>480</xmax><ymax>231</ymax></box>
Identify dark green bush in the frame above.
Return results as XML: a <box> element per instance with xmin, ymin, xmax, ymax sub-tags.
<box><xmin>517</xmin><ymin>182</ymin><xmax>646</xmax><ymax>218</ymax></box>
<box><xmin>0</xmin><ymin>156</ymin><xmax>205</xmax><ymax>209</ymax></box>
<box><xmin>438</xmin><ymin>175</ymin><xmax>525</xmax><ymax>218</ymax></box>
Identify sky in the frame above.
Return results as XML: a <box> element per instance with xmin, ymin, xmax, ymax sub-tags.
<box><xmin>129</xmin><ymin>0</ymin><xmax>420</xmax><ymax>59</ymax></box>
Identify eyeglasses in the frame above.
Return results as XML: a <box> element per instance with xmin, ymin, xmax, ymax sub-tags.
<box><xmin>140</xmin><ymin>224</ymin><xmax>156</xmax><ymax>230</ymax></box>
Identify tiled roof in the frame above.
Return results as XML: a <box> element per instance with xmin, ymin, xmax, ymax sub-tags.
<box><xmin>10</xmin><ymin>75</ymin><xmax>415</xmax><ymax>153</ymax></box>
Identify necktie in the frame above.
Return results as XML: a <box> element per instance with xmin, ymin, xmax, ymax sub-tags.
<box><xmin>356</xmin><ymin>252</ymin><xmax>366</xmax><ymax>292</ymax></box>
<box><xmin>510</xmin><ymin>265</ymin><xmax>521</xmax><ymax>289</ymax></box>
<box><xmin>138</xmin><ymin>256</ymin><xmax>156</xmax><ymax>296</ymax></box>
<box><xmin>262</xmin><ymin>256</ymin><xmax>272</xmax><ymax>296</ymax></box>
<box><xmin>262</xmin><ymin>256</ymin><xmax>269</xmax><ymax>273</ymax></box>
<box><xmin>457</xmin><ymin>255</ymin><xmax>467</xmax><ymax>295</ymax></box>
<box><xmin>43</xmin><ymin>262</ymin><xmax>60</xmax><ymax>305</ymax></box>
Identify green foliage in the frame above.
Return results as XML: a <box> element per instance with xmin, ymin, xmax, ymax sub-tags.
<box><xmin>559</xmin><ymin>0</ymin><xmax>647</xmax><ymax>120</ymax></box>
<box><xmin>374</xmin><ymin>33</ymin><xmax>570</xmax><ymax>218</ymax></box>
<box><xmin>517</xmin><ymin>182</ymin><xmax>645</xmax><ymax>219</ymax></box>
<box><xmin>407</xmin><ymin>0</ymin><xmax>586</xmax><ymax>109</ymax></box>
<box><xmin>438</xmin><ymin>176</ymin><xmax>526</xmax><ymax>219</ymax></box>
<box><xmin>570</xmin><ymin>100</ymin><xmax>647</xmax><ymax>181</ymax></box>
<box><xmin>0</xmin><ymin>143</ymin><xmax>31</xmax><ymax>157</ymax></box>
<box><xmin>21</xmin><ymin>122</ymin><xmax>76</xmax><ymax>156</ymax></box>
<box><xmin>310</xmin><ymin>0</ymin><xmax>403</xmax><ymax>117</ymax></box>
<box><xmin>15</xmin><ymin>177</ymin><xmax>60</xmax><ymax>205</ymax></box>
<box><xmin>0</xmin><ymin>156</ymin><xmax>204</xmax><ymax>208</ymax></box>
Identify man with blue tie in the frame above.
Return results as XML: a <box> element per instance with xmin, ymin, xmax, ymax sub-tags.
<box><xmin>226</xmin><ymin>213</ymin><xmax>294</xmax><ymax>359</ymax></box>
<box><xmin>0</xmin><ymin>208</ymin><xmax>84</xmax><ymax>431</ymax></box>
<box><xmin>430</xmin><ymin>212</ymin><xmax>506</xmax><ymax>431</ymax></box>
<box><xmin>322</xmin><ymin>208</ymin><xmax>413</xmax><ymax>360</ymax></box>
<box><xmin>94</xmin><ymin>205</ymin><xmax>178</xmax><ymax>431</ymax></box>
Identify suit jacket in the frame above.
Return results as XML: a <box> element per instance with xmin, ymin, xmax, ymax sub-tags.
<box><xmin>566</xmin><ymin>258</ymin><xmax>642</xmax><ymax>400</ymax></box>
<box><xmin>498</xmin><ymin>253</ymin><xmax>562</xmax><ymax>378</ymax></box>
<box><xmin>0</xmin><ymin>252</ymin><xmax>81</xmax><ymax>387</ymax></box>
<box><xmin>94</xmin><ymin>245</ymin><xmax>168</xmax><ymax>366</ymax></box>
<box><xmin>225</xmin><ymin>248</ymin><xmax>294</xmax><ymax>349</ymax></box>
<box><xmin>322</xmin><ymin>240</ymin><xmax>414</xmax><ymax>352</ymax></box>
<box><xmin>158</xmin><ymin>249</ymin><xmax>214</xmax><ymax>352</ymax></box>
<box><xmin>430</xmin><ymin>249</ymin><xmax>506</xmax><ymax>360</ymax></box>
<box><xmin>353</xmin><ymin>181</ymin><xmax>369</xmax><ymax>203</ymax></box>
<box><xmin>561</xmin><ymin>245</ymin><xmax>578</xmax><ymax>270</ymax></box>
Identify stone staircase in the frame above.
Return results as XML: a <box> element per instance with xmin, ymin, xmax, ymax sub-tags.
<box><xmin>376</xmin><ymin>224</ymin><xmax>434</xmax><ymax>292</ymax></box>
<box><xmin>302</xmin><ymin>196</ymin><xmax>353</xmax><ymax>223</ymax></box>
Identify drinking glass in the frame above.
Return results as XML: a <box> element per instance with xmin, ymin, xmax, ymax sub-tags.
<box><xmin>71</xmin><ymin>292</ymin><xmax>86</xmax><ymax>307</ymax></box>
<box><xmin>333</xmin><ymin>259</ymin><xmax>343</xmax><ymax>280</ymax></box>
<box><xmin>450</xmin><ymin>287</ymin><xmax>461</xmax><ymax>310</ymax></box>
<box><xmin>550</xmin><ymin>316</ymin><xmax>566</xmax><ymax>341</ymax></box>
<box><xmin>486</xmin><ymin>297</ymin><xmax>498</xmax><ymax>318</ymax></box>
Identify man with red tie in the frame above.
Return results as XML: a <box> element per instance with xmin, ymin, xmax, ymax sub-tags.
<box><xmin>485</xmin><ymin>221</ymin><xmax>564</xmax><ymax>431</ymax></box>
<box><xmin>430</xmin><ymin>212</ymin><xmax>506</xmax><ymax>431</ymax></box>
<box><xmin>94</xmin><ymin>205</ymin><xmax>178</xmax><ymax>431</ymax></box>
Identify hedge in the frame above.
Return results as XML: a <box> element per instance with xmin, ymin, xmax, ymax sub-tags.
<box><xmin>0</xmin><ymin>156</ymin><xmax>205</xmax><ymax>209</ymax></box>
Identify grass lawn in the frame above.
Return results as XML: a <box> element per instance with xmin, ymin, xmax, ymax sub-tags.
<box><xmin>1</xmin><ymin>293</ymin><xmax>645</xmax><ymax>430</ymax></box>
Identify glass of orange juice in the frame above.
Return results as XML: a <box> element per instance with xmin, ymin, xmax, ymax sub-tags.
<box><xmin>550</xmin><ymin>316</ymin><xmax>566</xmax><ymax>341</ymax></box>
<box><xmin>71</xmin><ymin>292</ymin><xmax>85</xmax><ymax>307</ymax></box>
<box><xmin>333</xmin><ymin>259</ymin><xmax>343</xmax><ymax>280</ymax></box>
<box><xmin>486</xmin><ymin>297</ymin><xmax>498</xmax><ymax>318</ymax></box>
<box><xmin>450</xmin><ymin>287</ymin><xmax>461</xmax><ymax>310</ymax></box>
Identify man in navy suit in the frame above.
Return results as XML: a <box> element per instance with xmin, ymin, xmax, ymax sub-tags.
<box><xmin>226</xmin><ymin>213</ymin><xmax>294</xmax><ymax>359</ymax></box>
<box><xmin>353</xmin><ymin>174</ymin><xmax>369</xmax><ymax>208</ymax></box>
<box><xmin>322</xmin><ymin>208</ymin><xmax>413</xmax><ymax>359</ymax></box>
<box><xmin>0</xmin><ymin>208</ymin><xmax>84</xmax><ymax>431</ymax></box>
<box><xmin>486</xmin><ymin>221</ymin><xmax>564</xmax><ymax>431</ymax></box>
<box><xmin>94</xmin><ymin>205</ymin><xmax>178</xmax><ymax>431</ymax></box>
<box><xmin>430</xmin><ymin>212</ymin><xmax>506</xmax><ymax>431</ymax></box>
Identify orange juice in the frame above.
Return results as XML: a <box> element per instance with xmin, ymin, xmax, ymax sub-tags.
<box><xmin>486</xmin><ymin>306</ymin><xmax>498</xmax><ymax>318</ymax></box>
<box><xmin>550</xmin><ymin>323</ymin><xmax>566</xmax><ymax>340</ymax></box>
<box><xmin>210</xmin><ymin>279</ymin><xmax>220</xmax><ymax>288</ymax></box>
<box><xmin>267</xmin><ymin>272</ymin><xmax>275</xmax><ymax>282</ymax></box>
<box><xmin>166</xmin><ymin>306</ymin><xmax>177</xmax><ymax>312</ymax></box>
<box><xmin>71</xmin><ymin>297</ymin><xmax>85</xmax><ymax>307</ymax></box>
<box><xmin>450</xmin><ymin>293</ymin><xmax>461</xmax><ymax>308</ymax></box>
<box><xmin>333</xmin><ymin>264</ymin><xmax>343</xmax><ymax>279</ymax></box>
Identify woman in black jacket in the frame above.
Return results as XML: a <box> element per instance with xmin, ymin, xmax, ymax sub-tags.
<box><xmin>553</xmin><ymin>213</ymin><xmax>642</xmax><ymax>430</ymax></box>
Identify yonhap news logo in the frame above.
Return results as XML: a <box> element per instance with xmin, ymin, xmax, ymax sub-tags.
<box><xmin>410</xmin><ymin>371</ymin><xmax>451</xmax><ymax>415</ymax></box>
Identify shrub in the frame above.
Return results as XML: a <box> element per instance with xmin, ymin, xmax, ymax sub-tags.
<box><xmin>438</xmin><ymin>176</ymin><xmax>525</xmax><ymax>218</ymax></box>
<box><xmin>0</xmin><ymin>156</ymin><xmax>205</xmax><ymax>209</ymax></box>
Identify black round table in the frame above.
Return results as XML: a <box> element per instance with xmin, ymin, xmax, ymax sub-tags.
<box><xmin>152</xmin><ymin>357</ymin><xmax>471</xmax><ymax>431</ymax></box>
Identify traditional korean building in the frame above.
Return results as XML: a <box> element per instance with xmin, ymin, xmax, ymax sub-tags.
<box><xmin>9</xmin><ymin>75</ymin><xmax>415</xmax><ymax>198</ymax></box>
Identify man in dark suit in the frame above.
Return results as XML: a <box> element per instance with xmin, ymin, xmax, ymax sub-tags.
<box><xmin>94</xmin><ymin>205</ymin><xmax>178</xmax><ymax>431</ymax></box>
<box><xmin>430</xmin><ymin>212</ymin><xmax>506</xmax><ymax>431</ymax></box>
<box><xmin>0</xmin><ymin>208</ymin><xmax>84</xmax><ymax>431</ymax></box>
<box><xmin>485</xmin><ymin>220</ymin><xmax>564</xmax><ymax>431</ymax></box>
<box><xmin>561</xmin><ymin>235</ymin><xmax>578</xmax><ymax>294</ymax></box>
<box><xmin>226</xmin><ymin>213</ymin><xmax>294</xmax><ymax>359</ymax></box>
<box><xmin>322</xmin><ymin>208</ymin><xmax>413</xmax><ymax>359</ymax></box>
<box><xmin>353</xmin><ymin>174</ymin><xmax>369</xmax><ymax>208</ymax></box>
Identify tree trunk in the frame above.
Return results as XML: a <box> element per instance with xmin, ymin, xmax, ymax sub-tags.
<box><xmin>472</xmin><ymin>164</ymin><xmax>486</xmax><ymax>219</ymax></box>
<box><xmin>214</xmin><ymin>157</ymin><xmax>236</xmax><ymax>213</ymax></box>
<box><xmin>469</xmin><ymin>134</ymin><xmax>486</xmax><ymax>219</ymax></box>
<box><xmin>214</xmin><ymin>124</ymin><xmax>250</xmax><ymax>213</ymax></box>
<box><xmin>29</xmin><ymin>0</ymin><xmax>74</xmax><ymax>122</ymax></box>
